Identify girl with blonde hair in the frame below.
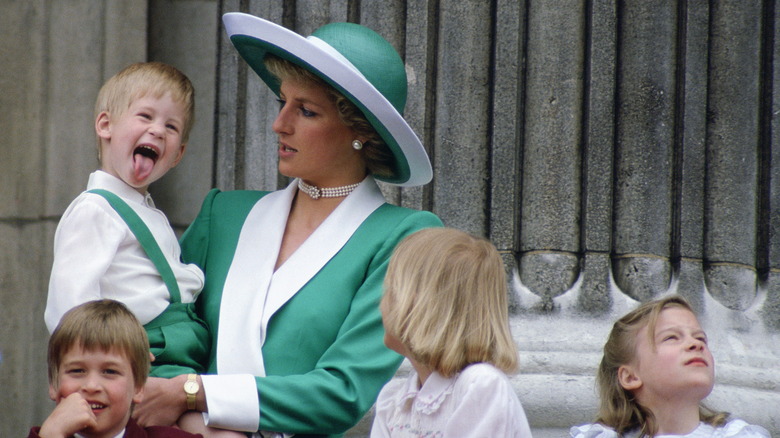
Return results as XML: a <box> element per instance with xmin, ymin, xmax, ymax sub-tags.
<box><xmin>571</xmin><ymin>296</ymin><xmax>770</xmax><ymax>438</ymax></box>
<box><xmin>371</xmin><ymin>227</ymin><xmax>532</xmax><ymax>437</ymax></box>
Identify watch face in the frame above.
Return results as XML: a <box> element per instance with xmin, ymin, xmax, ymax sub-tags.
<box><xmin>184</xmin><ymin>381</ymin><xmax>199</xmax><ymax>393</ymax></box>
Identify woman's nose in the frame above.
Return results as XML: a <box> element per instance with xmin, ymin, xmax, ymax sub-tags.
<box><xmin>272</xmin><ymin>106</ymin><xmax>292</xmax><ymax>135</ymax></box>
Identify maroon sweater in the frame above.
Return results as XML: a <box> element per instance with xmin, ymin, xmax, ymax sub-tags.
<box><xmin>27</xmin><ymin>418</ymin><xmax>204</xmax><ymax>438</ymax></box>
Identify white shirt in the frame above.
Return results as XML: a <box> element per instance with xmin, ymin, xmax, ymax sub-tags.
<box><xmin>370</xmin><ymin>363</ymin><xmax>532</xmax><ymax>438</ymax></box>
<box><xmin>570</xmin><ymin>419</ymin><xmax>771</xmax><ymax>438</ymax></box>
<box><xmin>45</xmin><ymin>171</ymin><xmax>204</xmax><ymax>332</ymax></box>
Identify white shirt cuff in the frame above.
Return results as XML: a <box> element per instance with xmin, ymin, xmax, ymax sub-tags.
<box><xmin>201</xmin><ymin>374</ymin><xmax>259</xmax><ymax>432</ymax></box>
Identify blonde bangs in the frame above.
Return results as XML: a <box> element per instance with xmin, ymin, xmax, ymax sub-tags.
<box><xmin>48</xmin><ymin>300</ymin><xmax>151</xmax><ymax>389</ymax></box>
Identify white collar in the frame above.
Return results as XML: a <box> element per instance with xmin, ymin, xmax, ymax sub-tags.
<box><xmin>87</xmin><ymin>170</ymin><xmax>154</xmax><ymax>208</ymax></box>
<box><xmin>395</xmin><ymin>369</ymin><xmax>456</xmax><ymax>415</ymax></box>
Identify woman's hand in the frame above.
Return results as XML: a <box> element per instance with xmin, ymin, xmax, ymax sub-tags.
<box><xmin>132</xmin><ymin>375</ymin><xmax>188</xmax><ymax>427</ymax></box>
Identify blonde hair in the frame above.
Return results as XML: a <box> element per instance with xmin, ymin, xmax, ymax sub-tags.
<box><xmin>595</xmin><ymin>295</ymin><xmax>728</xmax><ymax>436</ymax></box>
<box><xmin>263</xmin><ymin>55</ymin><xmax>396</xmax><ymax>178</ymax></box>
<box><xmin>94</xmin><ymin>62</ymin><xmax>195</xmax><ymax>151</ymax></box>
<box><xmin>381</xmin><ymin>227</ymin><xmax>518</xmax><ymax>377</ymax></box>
<box><xmin>48</xmin><ymin>300</ymin><xmax>151</xmax><ymax>390</ymax></box>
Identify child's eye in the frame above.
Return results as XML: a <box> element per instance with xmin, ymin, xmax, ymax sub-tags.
<box><xmin>663</xmin><ymin>335</ymin><xmax>678</xmax><ymax>341</ymax></box>
<box><xmin>102</xmin><ymin>368</ymin><xmax>120</xmax><ymax>375</ymax></box>
<box><xmin>66</xmin><ymin>368</ymin><xmax>85</xmax><ymax>375</ymax></box>
<box><xmin>166</xmin><ymin>124</ymin><xmax>179</xmax><ymax>132</ymax></box>
<box><xmin>138</xmin><ymin>113</ymin><xmax>152</xmax><ymax>120</ymax></box>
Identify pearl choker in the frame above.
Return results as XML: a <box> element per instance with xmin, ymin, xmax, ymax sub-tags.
<box><xmin>298</xmin><ymin>179</ymin><xmax>360</xmax><ymax>200</ymax></box>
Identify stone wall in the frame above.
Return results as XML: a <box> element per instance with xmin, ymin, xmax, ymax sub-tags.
<box><xmin>1</xmin><ymin>1</ymin><xmax>777</xmax><ymax>437</ymax></box>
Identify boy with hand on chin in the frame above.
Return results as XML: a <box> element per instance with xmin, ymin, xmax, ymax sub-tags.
<box><xmin>29</xmin><ymin>299</ymin><xmax>201</xmax><ymax>438</ymax></box>
<box><xmin>45</xmin><ymin>62</ymin><xmax>208</xmax><ymax>379</ymax></box>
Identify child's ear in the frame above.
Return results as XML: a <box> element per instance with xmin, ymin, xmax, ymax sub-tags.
<box><xmin>96</xmin><ymin>111</ymin><xmax>112</xmax><ymax>140</ymax></box>
<box><xmin>48</xmin><ymin>383</ymin><xmax>59</xmax><ymax>402</ymax></box>
<box><xmin>132</xmin><ymin>383</ymin><xmax>145</xmax><ymax>405</ymax></box>
<box><xmin>172</xmin><ymin>143</ymin><xmax>187</xmax><ymax>167</ymax></box>
<box><xmin>618</xmin><ymin>364</ymin><xmax>642</xmax><ymax>390</ymax></box>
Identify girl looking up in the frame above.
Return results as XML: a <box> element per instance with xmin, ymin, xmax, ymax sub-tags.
<box><xmin>571</xmin><ymin>296</ymin><xmax>770</xmax><ymax>438</ymax></box>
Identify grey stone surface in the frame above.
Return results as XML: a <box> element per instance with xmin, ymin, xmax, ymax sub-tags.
<box><xmin>581</xmin><ymin>0</ymin><xmax>616</xmax><ymax>254</ymax></box>
<box><xmin>0</xmin><ymin>1</ymin><xmax>45</xmax><ymax>219</ymax></box>
<box><xmin>578</xmin><ymin>252</ymin><xmax>612</xmax><ymax>314</ymax></box>
<box><xmin>521</xmin><ymin>0</ymin><xmax>583</xmax><ymax>254</ymax></box>
<box><xmin>432</xmin><ymin>0</ymin><xmax>492</xmax><ymax>236</ymax></box>
<box><xmin>676</xmin><ymin>258</ymin><xmax>707</xmax><ymax>313</ymax></box>
<box><xmin>612</xmin><ymin>255</ymin><xmax>672</xmax><ymax>302</ymax></box>
<box><xmin>764</xmin><ymin>272</ymin><xmax>780</xmax><ymax>331</ymax></box>
<box><xmin>612</xmin><ymin>1</ymin><xmax>677</xmax><ymax>301</ymax></box>
<box><xmin>240</xmin><ymin>1</ymin><xmax>284</xmax><ymax>192</ymax></box>
<box><xmin>772</xmin><ymin>0</ymin><xmax>780</xmax><ymax>277</ymax></box>
<box><xmin>0</xmin><ymin>223</ymin><xmax>52</xmax><ymax>438</ymax></box>
<box><xmin>704</xmin><ymin>265</ymin><xmax>759</xmax><ymax>311</ymax></box>
<box><xmin>613</xmin><ymin>2</ymin><xmax>676</xmax><ymax>252</ymax></box>
<box><xmin>677</xmin><ymin>1</ymin><xmax>708</xmax><ymax>260</ymax></box>
<box><xmin>704</xmin><ymin>0</ymin><xmax>762</xmax><ymax>308</ymax></box>
<box><xmin>148</xmin><ymin>0</ymin><xmax>219</xmax><ymax>226</ymax></box>
<box><xmin>489</xmin><ymin>0</ymin><xmax>523</xmax><ymax>254</ymax></box>
<box><xmin>520</xmin><ymin>2</ymin><xmax>584</xmax><ymax>306</ymax></box>
<box><xmin>398</xmin><ymin>0</ymin><xmax>437</xmax><ymax>212</ymax></box>
<box><xmin>519</xmin><ymin>252</ymin><xmax>580</xmax><ymax>306</ymax></box>
<box><xmin>215</xmin><ymin>0</ymin><xmax>245</xmax><ymax>191</ymax></box>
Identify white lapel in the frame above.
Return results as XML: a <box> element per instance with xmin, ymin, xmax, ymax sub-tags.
<box><xmin>262</xmin><ymin>177</ymin><xmax>385</xmax><ymax>336</ymax></box>
<box><xmin>216</xmin><ymin>177</ymin><xmax>385</xmax><ymax>377</ymax></box>
<box><xmin>215</xmin><ymin>183</ymin><xmax>293</xmax><ymax>376</ymax></box>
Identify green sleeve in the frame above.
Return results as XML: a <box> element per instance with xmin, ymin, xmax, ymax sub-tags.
<box><xmin>179</xmin><ymin>188</ymin><xmax>221</xmax><ymax>270</ymax></box>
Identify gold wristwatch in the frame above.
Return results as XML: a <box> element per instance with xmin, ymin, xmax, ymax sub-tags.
<box><xmin>184</xmin><ymin>374</ymin><xmax>200</xmax><ymax>410</ymax></box>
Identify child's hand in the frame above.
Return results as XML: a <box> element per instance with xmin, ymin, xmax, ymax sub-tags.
<box><xmin>38</xmin><ymin>392</ymin><xmax>98</xmax><ymax>438</ymax></box>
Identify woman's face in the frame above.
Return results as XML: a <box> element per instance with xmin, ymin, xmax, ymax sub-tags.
<box><xmin>272</xmin><ymin>78</ymin><xmax>366</xmax><ymax>186</ymax></box>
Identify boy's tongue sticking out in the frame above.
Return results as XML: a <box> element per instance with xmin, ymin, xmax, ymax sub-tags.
<box><xmin>133</xmin><ymin>145</ymin><xmax>158</xmax><ymax>181</ymax></box>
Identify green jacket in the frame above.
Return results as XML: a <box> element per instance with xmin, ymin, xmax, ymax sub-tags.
<box><xmin>180</xmin><ymin>179</ymin><xmax>441</xmax><ymax>436</ymax></box>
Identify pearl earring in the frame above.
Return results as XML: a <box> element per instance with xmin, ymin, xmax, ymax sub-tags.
<box><xmin>352</xmin><ymin>140</ymin><xmax>363</xmax><ymax>150</ymax></box>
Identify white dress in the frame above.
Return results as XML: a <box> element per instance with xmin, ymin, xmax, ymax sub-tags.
<box><xmin>570</xmin><ymin>419</ymin><xmax>771</xmax><ymax>438</ymax></box>
<box><xmin>371</xmin><ymin>363</ymin><xmax>532</xmax><ymax>438</ymax></box>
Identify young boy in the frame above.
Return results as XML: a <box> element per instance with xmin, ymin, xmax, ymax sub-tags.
<box><xmin>45</xmin><ymin>62</ymin><xmax>208</xmax><ymax>378</ymax></box>
<box><xmin>29</xmin><ymin>299</ymin><xmax>202</xmax><ymax>438</ymax></box>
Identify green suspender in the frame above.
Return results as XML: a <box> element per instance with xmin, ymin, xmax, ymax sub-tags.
<box><xmin>88</xmin><ymin>189</ymin><xmax>182</xmax><ymax>304</ymax></box>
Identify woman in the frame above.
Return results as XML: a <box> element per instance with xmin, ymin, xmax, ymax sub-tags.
<box><xmin>133</xmin><ymin>12</ymin><xmax>442</xmax><ymax>438</ymax></box>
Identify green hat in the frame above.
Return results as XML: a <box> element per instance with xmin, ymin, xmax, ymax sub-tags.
<box><xmin>223</xmin><ymin>12</ymin><xmax>432</xmax><ymax>186</ymax></box>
